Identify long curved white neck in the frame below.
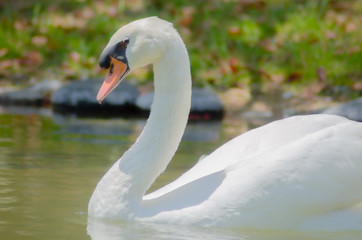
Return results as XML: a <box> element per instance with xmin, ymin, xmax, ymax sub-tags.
<box><xmin>89</xmin><ymin>37</ymin><xmax>191</xmax><ymax>219</ymax></box>
<box><xmin>121</xmin><ymin>42</ymin><xmax>192</xmax><ymax>197</ymax></box>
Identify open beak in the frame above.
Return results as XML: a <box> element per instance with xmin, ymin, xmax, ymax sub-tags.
<box><xmin>97</xmin><ymin>57</ymin><xmax>129</xmax><ymax>103</ymax></box>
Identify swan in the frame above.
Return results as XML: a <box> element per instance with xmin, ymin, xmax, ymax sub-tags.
<box><xmin>88</xmin><ymin>16</ymin><xmax>362</xmax><ymax>231</ymax></box>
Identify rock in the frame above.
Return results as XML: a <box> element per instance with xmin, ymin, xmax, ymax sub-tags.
<box><xmin>135</xmin><ymin>92</ymin><xmax>154</xmax><ymax>110</ymax></box>
<box><xmin>51</xmin><ymin>78</ymin><xmax>139</xmax><ymax>116</ymax></box>
<box><xmin>136</xmin><ymin>87</ymin><xmax>224</xmax><ymax>120</ymax></box>
<box><xmin>323</xmin><ymin>97</ymin><xmax>362</xmax><ymax>121</ymax></box>
<box><xmin>191</xmin><ymin>88</ymin><xmax>224</xmax><ymax>113</ymax></box>
<box><xmin>1</xmin><ymin>78</ymin><xmax>225</xmax><ymax>120</ymax></box>
<box><xmin>0</xmin><ymin>79</ymin><xmax>61</xmax><ymax>106</ymax></box>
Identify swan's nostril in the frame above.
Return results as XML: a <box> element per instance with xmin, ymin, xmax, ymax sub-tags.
<box><xmin>109</xmin><ymin>64</ymin><xmax>114</xmax><ymax>76</ymax></box>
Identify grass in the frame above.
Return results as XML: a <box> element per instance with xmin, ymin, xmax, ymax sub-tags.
<box><xmin>0</xmin><ymin>0</ymin><xmax>361</xmax><ymax>99</ymax></box>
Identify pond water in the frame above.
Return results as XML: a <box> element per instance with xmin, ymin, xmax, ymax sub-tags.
<box><xmin>0</xmin><ymin>106</ymin><xmax>360</xmax><ymax>240</ymax></box>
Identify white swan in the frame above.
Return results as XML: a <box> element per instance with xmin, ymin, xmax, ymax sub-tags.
<box><xmin>88</xmin><ymin>17</ymin><xmax>362</xmax><ymax>231</ymax></box>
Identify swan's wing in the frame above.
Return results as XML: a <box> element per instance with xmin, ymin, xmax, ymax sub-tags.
<box><xmin>206</xmin><ymin>122</ymin><xmax>362</xmax><ymax>230</ymax></box>
<box><xmin>144</xmin><ymin>114</ymin><xmax>362</xmax><ymax>201</ymax></box>
<box><xmin>223</xmin><ymin>119</ymin><xmax>362</xmax><ymax>230</ymax></box>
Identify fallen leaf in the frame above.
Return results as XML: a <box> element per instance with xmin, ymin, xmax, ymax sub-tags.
<box><xmin>228</xmin><ymin>58</ymin><xmax>240</xmax><ymax>73</ymax></box>
<box><xmin>106</xmin><ymin>6</ymin><xmax>118</xmax><ymax>17</ymax></box>
<box><xmin>335</xmin><ymin>14</ymin><xmax>347</xmax><ymax>27</ymax></box>
<box><xmin>69</xmin><ymin>51</ymin><xmax>81</xmax><ymax>62</ymax></box>
<box><xmin>270</xmin><ymin>73</ymin><xmax>284</xmax><ymax>84</ymax></box>
<box><xmin>0</xmin><ymin>48</ymin><xmax>8</xmax><ymax>57</ymax></box>
<box><xmin>345</xmin><ymin>21</ymin><xmax>357</xmax><ymax>32</ymax></box>
<box><xmin>0</xmin><ymin>60</ymin><xmax>13</xmax><ymax>69</ymax></box>
<box><xmin>21</xmin><ymin>51</ymin><xmax>43</xmax><ymax>66</ymax></box>
<box><xmin>353</xmin><ymin>82</ymin><xmax>362</xmax><ymax>91</ymax></box>
<box><xmin>180</xmin><ymin>6</ymin><xmax>195</xmax><ymax>26</ymax></box>
<box><xmin>239</xmin><ymin>0</ymin><xmax>266</xmax><ymax>9</ymax></box>
<box><xmin>302</xmin><ymin>82</ymin><xmax>326</xmax><ymax>99</ymax></box>
<box><xmin>219</xmin><ymin>87</ymin><xmax>250</xmax><ymax>110</ymax></box>
<box><xmin>75</xmin><ymin>7</ymin><xmax>94</xmax><ymax>19</ymax></box>
<box><xmin>348</xmin><ymin>45</ymin><xmax>361</xmax><ymax>54</ymax></box>
<box><xmin>251</xmin><ymin>101</ymin><xmax>269</xmax><ymax>112</ymax></box>
<box><xmin>259</xmin><ymin>39</ymin><xmax>276</xmax><ymax>52</ymax></box>
<box><xmin>228</xmin><ymin>26</ymin><xmax>240</xmax><ymax>36</ymax></box>
<box><xmin>286</xmin><ymin>72</ymin><xmax>302</xmax><ymax>83</ymax></box>
<box><xmin>52</xmin><ymin>14</ymin><xmax>86</xmax><ymax>29</ymax></box>
<box><xmin>13</xmin><ymin>20</ymin><xmax>27</xmax><ymax>30</ymax></box>
<box><xmin>325</xmin><ymin>31</ymin><xmax>336</xmax><ymax>40</ymax></box>
<box><xmin>32</xmin><ymin>36</ymin><xmax>48</xmax><ymax>46</ymax></box>
<box><xmin>316</xmin><ymin>67</ymin><xmax>327</xmax><ymax>82</ymax></box>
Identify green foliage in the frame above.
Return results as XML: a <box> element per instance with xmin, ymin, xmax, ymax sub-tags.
<box><xmin>0</xmin><ymin>0</ymin><xmax>361</xmax><ymax>98</ymax></box>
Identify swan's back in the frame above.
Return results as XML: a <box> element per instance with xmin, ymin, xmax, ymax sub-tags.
<box><xmin>144</xmin><ymin>114</ymin><xmax>362</xmax><ymax>230</ymax></box>
<box><xmin>146</xmin><ymin>114</ymin><xmax>361</xmax><ymax>197</ymax></box>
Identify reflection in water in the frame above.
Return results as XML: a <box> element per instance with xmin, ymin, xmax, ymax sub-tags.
<box><xmin>53</xmin><ymin>113</ymin><xmax>133</xmax><ymax>134</ymax></box>
<box><xmin>53</xmin><ymin>113</ymin><xmax>223</xmax><ymax>143</ymax></box>
<box><xmin>134</xmin><ymin>119</ymin><xmax>222</xmax><ymax>142</ymax></box>
<box><xmin>0</xmin><ymin>169</ymin><xmax>16</xmax><ymax>212</ymax></box>
<box><xmin>87</xmin><ymin>218</ymin><xmax>362</xmax><ymax>240</ymax></box>
<box><xmin>87</xmin><ymin>218</ymin><xmax>246</xmax><ymax>240</ymax></box>
<box><xmin>0</xmin><ymin>105</ymin><xmax>52</xmax><ymax>117</ymax></box>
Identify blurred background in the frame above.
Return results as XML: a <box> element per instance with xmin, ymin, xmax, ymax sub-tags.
<box><xmin>0</xmin><ymin>0</ymin><xmax>361</xmax><ymax>102</ymax></box>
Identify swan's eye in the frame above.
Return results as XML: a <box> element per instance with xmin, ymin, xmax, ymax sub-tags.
<box><xmin>116</xmin><ymin>39</ymin><xmax>129</xmax><ymax>49</ymax></box>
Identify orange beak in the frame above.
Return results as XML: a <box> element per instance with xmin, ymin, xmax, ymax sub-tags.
<box><xmin>97</xmin><ymin>57</ymin><xmax>129</xmax><ymax>103</ymax></box>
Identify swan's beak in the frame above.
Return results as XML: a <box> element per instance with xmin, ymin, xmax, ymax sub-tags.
<box><xmin>97</xmin><ymin>57</ymin><xmax>129</xmax><ymax>103</ymax></box>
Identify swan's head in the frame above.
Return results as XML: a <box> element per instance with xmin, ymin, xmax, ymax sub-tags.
<box><xmin>97</xmin><ymin>16</ymin><xmax>175</xmax><ymax>103</ymax></box>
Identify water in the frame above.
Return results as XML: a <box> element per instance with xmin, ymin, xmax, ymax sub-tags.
<box><xmin>0</xmin><ymin>106</ymin><xmax>361</xmax><ymax>240</ymax></box>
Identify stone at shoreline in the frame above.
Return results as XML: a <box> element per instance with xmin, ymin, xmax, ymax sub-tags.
<box><xmin>0</xmin><ymin>79</ymin><xmax>61</xmax><ymax>106</ymax></box>
<box><xmin>323</xmin><ymin>97</ymin><xmax>362</xmax><ymax>121</ymax></box>
<box><xmin>1</xmin><ymin>78</ymin><xmax>224</xmax><ymax>119</ymax></box>
<box><xmin>51</xmin><ymin>79</ymin><xmax>139</xmax><ymax>116</ymax></box>
<box><xmin>136</xmin><ymin>87</ymin><xmax>224</xmax><ymax>120</ymax></box>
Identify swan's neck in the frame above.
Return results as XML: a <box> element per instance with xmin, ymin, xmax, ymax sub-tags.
<box><xmin>89</xmin><ymin>38</ymin><xmax>191</xmax><ymax>219</ymax></box>
<box><xmin>121</xmin><ymin>43</ymin><xmax>191</xmax><ymax>197</ymax></box>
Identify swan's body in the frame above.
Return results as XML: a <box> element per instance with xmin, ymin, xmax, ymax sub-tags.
<box><xmin>88</xmin><ymin>17</ymin><xmax>362</xmax><ymax>231</ymax></box>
